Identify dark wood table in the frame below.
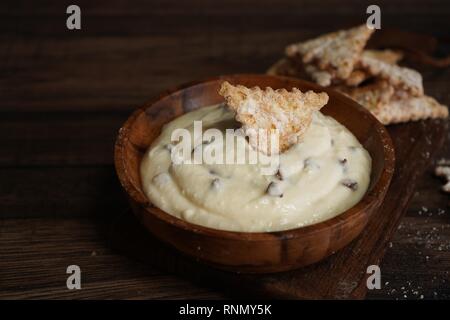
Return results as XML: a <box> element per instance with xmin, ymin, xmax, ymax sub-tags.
<box><xmin>1</xmin><ymin>0</ymin><xmax>449</xmax><ymax>299</ymax></box>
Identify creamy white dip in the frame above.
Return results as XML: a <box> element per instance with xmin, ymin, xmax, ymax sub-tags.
<box><xmin>140</xmin><ymin>104</ymin><xmax>371</xmax><ymax>232</ymax></box>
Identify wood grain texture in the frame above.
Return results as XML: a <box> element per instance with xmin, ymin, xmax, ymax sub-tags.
<box><xmin>0</xmin><ymin>112</ymin><xmax>128</xmax><ymax>166</ymax></box>
<box><xmin>0</xmin><ymin>0</ymin><xmax>449</xmax><ymax>299</ymax></box>
<box><xmin>0</xmin><ymin>218</ymin><xmax>225</xmax><ymax>300</ymax></box>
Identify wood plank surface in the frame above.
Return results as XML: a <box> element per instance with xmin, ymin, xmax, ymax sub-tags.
<box><xmin>0</xmin><ymin>0</ymin><xmax>449</xmax><ymax>299</ymax></box>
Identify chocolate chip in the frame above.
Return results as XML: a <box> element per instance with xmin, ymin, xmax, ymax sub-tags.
<box><xmin>304</xmin><ymin>158</ymin><xmax>320</xmax><ymax>170</ymax></box>
<box><xmin>192</xmin><ymin>137</ymin><xmax>216</xmax><ymax>154</ymax></box>
<box><xmin>330</xmin><ymin>139</ymin><xmax>335</xmax><ymax>146</ymax></box>
<box><xmin>339</xmin><ymin>158</ymin><xmax>348</xmax><ymax>173</ymax></box>
<box><xmin>211</xmin><ymin>178</ymin><xmax>222</xmax><ymax>190</ymax></box>
<box><xmin>275</xmin><ymin>168</ymin><xmax>284</xmax><ymax>180</ymax></box>
<box><xmin>304</xmin><ymin>158</ymin><xmax>312</xmax><ymax>168</ymax></box>
<box><xmin>191</xmin><ymin>145</ymin><xmax>200</xmax><ymax>155</ymax></box>
<box><xmin>341</xmin><ymin>179</ymin><xmax>358</xmax><ymax>191</ymax></box>
<box><xmin>266</xmin><ymin>181</ymin><xmax>283</xmax><ymax>197</ymax></box>
<box><xmin>204</xmin><ymin>136</ymin><xmax>216</xmax><ymax>145</ymax></box>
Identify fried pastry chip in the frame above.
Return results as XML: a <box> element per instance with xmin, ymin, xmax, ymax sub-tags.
<box><xmin>266</xmin><ymin>58</ymin><xmax>302</xmax><ymax>77</ymax></box>
<box><xmin>285</xmin><ymin>24</ymin><xmax>374</xmax><ymax>79</ymax></box>
<box><xmin>266</xmin><ymin>59</ymin><xmax>333</xmax><ymax>87</ymax></box>
<box><xmin>303</xmin><ymin>64</ymin><xmax>334</xmax><ymax>87</ymax></box>
<box><xmin>372</xmin><ymin>95</ymin><xmax>448</xmax><ymax>125</ymax></box>
<box><xmin>345</xmin><ymin>50</ymin><xmax>404</xmax><ymax>87</ymax></box>
<box><xmin>363</xmin><ymin>49</ymin><xmax>404</xmax><ymax>65</ymax></box>
<box><xmin>338</xmin><ymin>80</ymin><xmax>394</xmax><ymax>111</ymax></box>
<box><xmin>336</xmin><ymin>79</ymin><xmax>448</xmax><ymax>125</ymax></box>
<box><xmin>267</xmin><ymin>49</ymin><xmax>403</xmax><ymax>88</ymax></box>
<box><xmin>344</xmin><ymin>69</ymin><xmax>368</xmax><ymax>87</ymax></box>
<box><xmin>219</xmin><ymin>81</ymin><xmax>329</xmax><ymax>154</ymax></box>
<box><xmin>360</xmin><ymin>52</ymin><xmax>424</xmax><ymax>96</ymax></box>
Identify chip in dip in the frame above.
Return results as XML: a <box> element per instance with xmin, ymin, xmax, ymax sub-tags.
<box><xmin>140</xmin><ymin>93</ymin><xmax>372</xmax><ymax>232</ymax></box>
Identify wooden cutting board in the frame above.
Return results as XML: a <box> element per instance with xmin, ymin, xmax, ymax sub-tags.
<box><xmin>110</xmin><ymin>118</ymin><xmax>447</xmax><ymax>299</ymax></box>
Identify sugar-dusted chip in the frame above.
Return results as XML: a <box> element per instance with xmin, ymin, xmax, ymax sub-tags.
<box><xmin>336</xmin><ymin>80</ymin><xmax>448</xmax><ymax>125</ymax></box>
<box><xmin>360</xmin><ymin>52</ymin><xmax>424</xmax><ymax>96</ymax></box>
<box><xmin>372</xmin><ymin>94</ymin><xmax>448</xmax><ymax>125</ymax></box>
<box><xmin>345</xmin><ymin>50</ymin><xmax>404</xmax><ymax>87</ymax></box>
<box><xmin>286</xmin><ymin>24</ymin><xmax>374</xmax><ymax>79</ymax></box>
<box><xmin>266</xmin><ymin>58</ymin><xmax>333</xmax><ymax>87</ymax></box>
<box><xmin>219</xmin><ymin>81</ymin><xmax>329</xmax><ymax>154</ymax></box>
<box><xmin>337</xmin><ymin>80</ymin><xmax>394</xmax><ymax>111</ymax></box>
<box><xmin>266</xmin><ymin>58</ymin><xmax>303</xmax><ymax>77</ymax></box>
<box><xmin>304</xmin><ymin>64</ymin><xmax>333</xmax><ymax>87</ymax></box>
<box><xmin>363</xmin><ymin>49</ymin><xmax>404</xmax><ymax>65</ymax></box>
<box><xmin>344</xmin><ymin>69</ymin><xmax>369</xmax><ymax>87</ymax></box>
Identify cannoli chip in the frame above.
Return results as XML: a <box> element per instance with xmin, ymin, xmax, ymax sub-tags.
<box><xmin>219</xmin><ymin>81</ymin><xmax>329</xmax><ymax>154</ymax></box>
<box><xmin>338</xmin><ymin>80</ymin><xmax>395</xmax><ymax>111</ymax></box>
<box><xmin>304</xmin><ymin>64</ymin><xmax>333</xmax><ymax>87</ymax></box>
<box><xmin>360</xmin><ymin>53</ymin><xmax>424</xmax><ymax>96</ymax></box>
<box><xmin>345</xmin><ymin>69</ymin><xmax>369</xmax><ymax>87</ymax></box>
<box><xmin>266</xmin><ymin>59</ymin><xmax>333</xmax><ymax>87</ymax></box>
<box><xmin>285</xmin><ymin>24</ymin><xmax>374</xmax><ymax>79</ymax></box>
<box><xmin>336</xmin><ymin>79</ymin><xmax>448</xmax><ymax>125</ymax></box>
<box><xmin>372</xmin><ymin>95</ymin><xmax>448</xmax><ymax>125</ymax></box>
<box><xmin>266</xmin><ymin>58</ymin><xmax>302</xmax><ymax>77</ymax></box>
<box><xmin>345</xmin><ymin>50</ymin><xmax>404</xmax><ymax>87</ymax></box>
<box><xmin>363</xmin><ymin>49</ymin><xmax>404</xmax><ymax>65</ymax></box>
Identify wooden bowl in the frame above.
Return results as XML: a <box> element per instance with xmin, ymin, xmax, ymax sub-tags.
<box><xmin>114</xmin><ymin>74</ymin><xmax>395</xmax><ymax>273</ymax></box>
